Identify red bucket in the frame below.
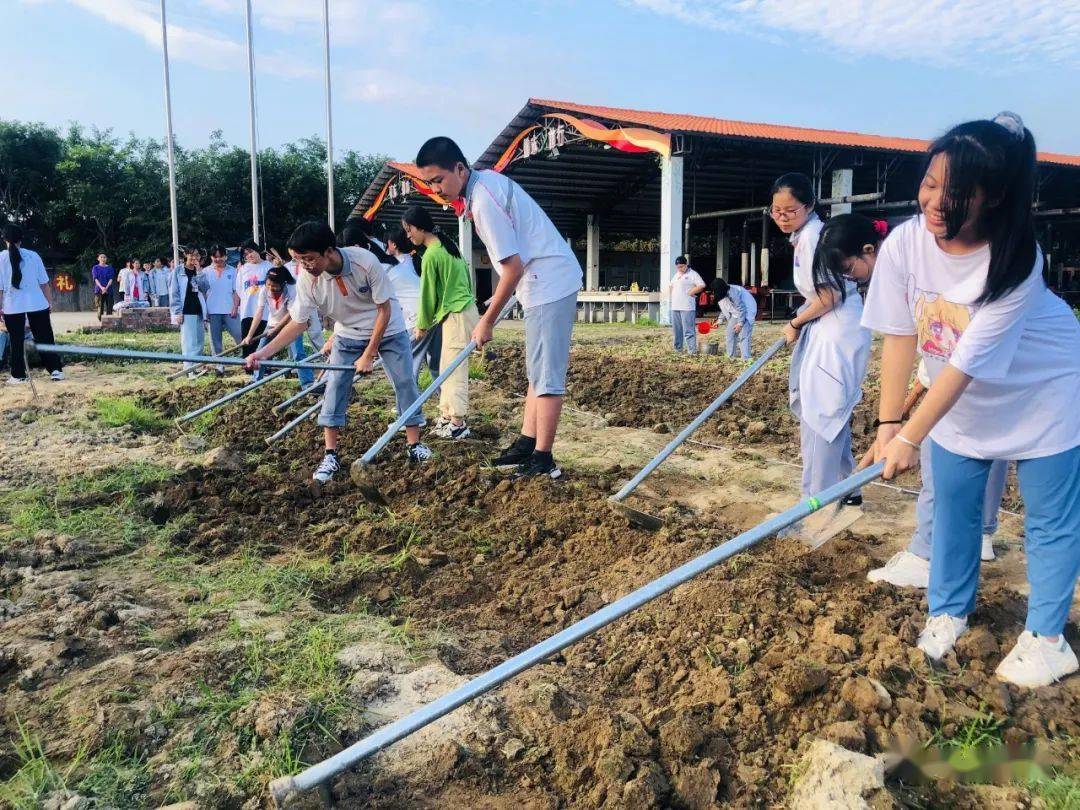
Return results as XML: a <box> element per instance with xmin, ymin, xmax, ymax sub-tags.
<box><xmin>695</xmin><ymin>321</ymin><xmax>711</xmax><ymax>335</ymax></box>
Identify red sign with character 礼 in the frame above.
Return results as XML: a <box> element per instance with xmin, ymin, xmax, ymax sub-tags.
<box><xmin>54</xmin><ymin>272</ymin><xmax>76</xmax><ymax>293</ymax></box>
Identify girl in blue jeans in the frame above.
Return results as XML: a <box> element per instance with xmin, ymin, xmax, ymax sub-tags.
<box><xmin>862</xmin><ymin>112</ymin><xmax>1080</xmax><ymax>689</ymax></box>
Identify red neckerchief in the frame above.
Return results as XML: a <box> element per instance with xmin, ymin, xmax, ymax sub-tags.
<box><xmin>450</xmin><ymin>197</ymin><xmax>468</xmax><ymax>218</ymax></box>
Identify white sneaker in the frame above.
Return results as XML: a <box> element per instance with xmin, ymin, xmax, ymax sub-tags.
<box><xmin>917</xmin><ymin>614</ymin><xmax>969</xmax><ymax>660</ymax></box>
<box><xmin>50</xmin><ymin>370</ymin><xmax>64</xmax><ymax>381</ymax></box>
<box><xmin>407</xmin><ymin>442</ymin><xmax>433</xmax><ymax>463</ymax></box>
<box><xmin>313</xmin><ymin>453</ymin><xmax>340</xmax><ymax>483</ymax></box>
<box><xmin>6</xmin><ymin>376</ymin><xmax>28</xmax><ymax>385</ymax></box>
<box><xmin>996</xmin><ymin>631</ymin><xmax>1079</xmax><ymax>688</ymax></box>
<box><xmin>981</xmin><ymin>534</ymin><xmax>996</xmax><ymax>562</ymax></box>
<box><xmin>867</xmin><ymin>551</ymin><xmax>930</xmax><ymax>589</ymax></box>
<box><xmin>434</xmin><ymin>420</ymin><xmax>470</xmax><ymax>440</ymax></box>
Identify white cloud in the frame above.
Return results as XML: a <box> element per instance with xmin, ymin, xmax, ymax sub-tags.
<box><xmin>627</xmin><ymin>0</ymin><xmax>1080</xmax><ymax>67</ymax></box>
<box><xmin>56</xmin><ymin>0</ymin><xmax>318</xmax><ymax>79</ymax></box>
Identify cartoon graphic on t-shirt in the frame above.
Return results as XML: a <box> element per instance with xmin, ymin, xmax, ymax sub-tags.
<box><xmin>913</xmin><ymin>290</ymin><xmax>970</xmax><ymax>360</ymax></box>
<box><xmin>241</xmin><ymin>272</ymin><xmax>264</xmax><ymax>297</ymax></box>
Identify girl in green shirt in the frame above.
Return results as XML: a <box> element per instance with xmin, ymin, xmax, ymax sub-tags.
<box><xmin>402</xmin><ymin>205</ymin><xmax>480</xmax><ymax>440</ymax></box>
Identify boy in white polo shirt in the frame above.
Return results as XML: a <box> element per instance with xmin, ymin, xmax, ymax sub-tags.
<box><xmin>246</xmin><ymin>222</ymin><xmax>432</xmax><ymax>485</ymax></box>
<box><xmin>666</xmin><ymin>256</ymin><xmax>705</xmax><ymax>354</ymax></box>
<box><xmin>416</xmin><ymin>136</ymin><xmax>583</xmax><ymax>479</ymax></box>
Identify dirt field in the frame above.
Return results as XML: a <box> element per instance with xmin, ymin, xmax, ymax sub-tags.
<box><xmin>0</xmin><ymin>322</ymin><xmax>1076</xmax><ymax>809</ymax></box>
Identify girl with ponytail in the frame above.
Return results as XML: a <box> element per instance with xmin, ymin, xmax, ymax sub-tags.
<box><xmin>401</xmin><ymin>204</ymin><xmax>478</xmax><ymax>440</ymax></box>
<box><xmin>0</xmin><ymin>225</ymin><xmax>64</xmax><ymax>382</ymax></box>
<box><xmin>861</xmin><ymin>112</ymin><xmax>1080</xmax><ymax>687</ymax></box>
<box><xmin>387</xmin><ymin>227</ymin><xmax>440</xmax><ymax>376</ymax></box>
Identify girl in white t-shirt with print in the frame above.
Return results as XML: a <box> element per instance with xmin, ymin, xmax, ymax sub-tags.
<box><xmin>773</xmin><ymin>173</ymin><xmax>872</xmax><ymax>509</ymax></box>
<box><xmin>862</xmin><ymin>113</ymin><xmax>1080</xmax><ymax>689</ymax></box>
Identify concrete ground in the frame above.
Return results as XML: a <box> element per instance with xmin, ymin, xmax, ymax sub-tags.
<box><xmin>50</xmin><ymin>311</ymin><xmax>101</xmax><ymax>334</ymax></box>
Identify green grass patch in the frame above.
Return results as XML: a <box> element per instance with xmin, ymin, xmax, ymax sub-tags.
<box><xmin>92</xmin><ymin>396</ymin><xmax>170</xmax><ymax>432</ymax></box>
<box><xmin>0</xmin><ymin>718</ymin><xmax>84</xmax><ymax>809</ymax></box>
<box><xmin>76</xmin><ymin>732</ymin><xmax>151</xmax><ymax>809</ymax></box>
<box><xmin>62</xmin><ymin>331</ymin><xmax>180</xmax><ymax>353</ymax></box>
<box><xmin>1027</xmin><ymin>772</ymin><xmax>1080</xmax><ymax>809</ymax></box>
<box><xmin>418</xmin><ymin>368</ymin><xmax>434</xmax><ymax>389</ymax></box>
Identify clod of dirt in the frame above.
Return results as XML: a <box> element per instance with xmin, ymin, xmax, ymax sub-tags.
<box><xmin>954</xmin><ymin>626</ymin><xmax>1000</xmax><ymax>661</ymax></box>
<box><xmin>788</xmin><ymin>739</ymin><xmax>885</xmax><ymax>809</ymax></box>
<box><xmin>201</xmin><ymin>446</ymin><xmax>243</xmax><ymax>471</ymax></box>
<box><xmin>175</xmin><ymin>434</ymin><xmax>206</xmax><ymax>452</ymax></box>
<box><xmin>840</xmin><ymin>677</ymin><xmax>892</xmax><ymax>713</ymax></box>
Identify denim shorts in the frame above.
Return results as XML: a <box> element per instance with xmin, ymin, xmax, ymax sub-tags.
<box><xmin>318</xmin><ymin>329</ymin><xmax>424</xmax><ymax>429</ymax></box>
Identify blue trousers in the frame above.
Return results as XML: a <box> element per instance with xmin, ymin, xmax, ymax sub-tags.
<box><xmin>672</xmin><ymin>310</ymin><xmax>697</xmax><ymax>354</ymax></box>
<box><xmin>930</xmin><ymin>442</ymin><xmax>1080</xmax><ymax>636</ymax></box>
<box><xmin>910</xmin><ymin>438</ymin><xmax>1007</xmax><ymax>559</ymax></box>
<box><xmin>319</xmin><ymin>330</ymin><xmax>423</xmax><ymax>429</ymax></box>
<box><xmin>180</xmin><ymin>314</ymin><xmax>205</xmax><ymax>371</ymax></box>
<box><xmin>207</xmin><ymin>313</ymin><xmax>242</xmax><ymax>357</ymax></box>
<box><xmin>799</xmin><ymin>417</ymin><xmax>858</xmax><ymax>500</ymax></box>
<box><xmin>725</xmin><ymin>318</ymin><xmax>753</xmax><ymax>359</ymax></box>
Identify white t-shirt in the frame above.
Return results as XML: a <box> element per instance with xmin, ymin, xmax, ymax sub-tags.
<box><xmin>465</xmin><ymin>169</ymin><xmax>583</xmax><ymax>309</ymax></box>
<box><xmin>203</xmin><ymin>265</ymin><xmax>238</xmax><ymax>315</ymax></box>
<box><xmin>258</xmin><ymin>284</ymin><xmax>297</xmax><ymax>330</ymax></box>
<box><xmin>236</xmin><ymin>261</ymin><xmax>270</xmax><ymax>320</ymax></box>
<box><xmin>862</xmin><ymin>216</ymin><xmax>1080</xmax><ymax>460</ymax></box>
<box><xmin>791</xmin><ymin>213</ymin><xmax>825</xmax><ymax>301</ymax></box>
<box><xmin>117</xmin><ymin>267</ymin><xmax>132</xmax><ymax>294</ymax></box>
<box><xmin>718</xmin><ymin>284</ymin><xmax>757</xmax><ymax>323</ymax></box>
<box><xmin>387</xmin><ymin>255</ymin><xmax>421</xmax><ymax>330</ymax></box>
<box><xmin>668</xmin><ymin>268</ymin><xmax>705</xmax><ymax>312</ymax></box>
<box><xmin>0</xmin><ymin>248</ymin><xmax>49</xmax><ymax>315</ymax></box>
<box><xmin>289</xmin><ymin>246</ymin><xmax>405</xmax><ymax>341</ymax></box>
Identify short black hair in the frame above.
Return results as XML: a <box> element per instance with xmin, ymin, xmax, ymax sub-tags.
<box><xmin>266</xmin><ymin>266</ymin><xmax>295</xmax><ymax>286</ymax></box>
<box><xmin>415</xmin><ymin>137</ymin><xmax>470</xmax><ymax>171</ymax></box>
<box><xmin>675</xmin><ymin>255</ymin><xmax>687</xmax><ymax>265</ymax></box>
<box><xmin>209</xmin><ymin>244</ymin><xmax>227</xmax><ymax>258</ymax></box>
<box><xmin>240</xmin><ymin>239</ymin><xmax>262</xmax><ymax>257</ymax></box>
<box><xmin>710</xmin><ymin>278</ymin><xmax>730</xmax><ymax>298</ymax></box>
<box><xmin>288</xmin><ymin>221</ymin><xmax>337</xmax><ymax>254</ymax></box>
<box><xmin>771</xmin><ymin>172</ymin><xmax>816</xmax><ymax>207</ymax></box>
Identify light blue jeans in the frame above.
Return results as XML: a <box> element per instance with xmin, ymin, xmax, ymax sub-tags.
<box><xmin>725</xmin><ymin>318</ymin><xmax>753</xmax><ymax>359</ymax></box>
<box><xmin>180</xmin><ymin>314</ymin><xmax>204</xmax><ymax>371</ymax></box>
<box><xmin>910</xmin><ymin>438</ymin><xmax>1007</xmax><ymax>559</ymax></box>
<box><xmin>318</xmin><ymin>330</ymin><xmax>423</xmax><ymax>429</ymax></box>
<box><xmin>930</xmin><ymin>441</ymin><xmax>1080</xmax><ymax>636</ymax></box>
<box><xmin>799</xmin><ymin>417</ymin><xmax>857</xmax><ymax>500</ymax></box>
<box><xmin>255</xmin><ymin>333</ymin><xmax>312</xmax><ymax>387</ymax></box>
<box><xmin>672</xmin><ymin>310</ymin><xmax>697</xmax><ymax>354</ymax></box>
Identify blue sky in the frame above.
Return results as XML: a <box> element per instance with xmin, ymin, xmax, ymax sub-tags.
<box><xmin>7</xmin><ymin>0</ymin><xmax>1080</xmax><ymax>162</ymax></box>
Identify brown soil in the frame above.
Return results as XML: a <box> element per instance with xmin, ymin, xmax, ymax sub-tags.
<box><xmin>0</xmin><ymin>341</ymin><xmax>1072</xmax><ymax>809</ymax></box>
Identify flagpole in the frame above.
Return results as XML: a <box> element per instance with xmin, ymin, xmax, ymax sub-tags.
<box><xmin>322</xmin><ymin>0</ymin><xmax>335</xmax><ymax>228</ymax></box>
<box><xmin>244</xmin><ymin>0</ymin><xmax>260</xmax><ymax>244</ymax></box>
<box><xmin>159</xmin><ymin>0</ymin><xmax>180</xmax><ymax>272</ymax></box>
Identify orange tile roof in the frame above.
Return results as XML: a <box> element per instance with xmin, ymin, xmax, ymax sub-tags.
<box><xmin>528</xmin><ymin>98</ymin><xmax>1080</xmax><ymax>169</ymax></box>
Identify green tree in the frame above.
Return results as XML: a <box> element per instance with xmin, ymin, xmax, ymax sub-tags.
<box><xmin>0</xmin><ymin>120</ymin><xmax>64</xmax><ymax>232</ymax></box>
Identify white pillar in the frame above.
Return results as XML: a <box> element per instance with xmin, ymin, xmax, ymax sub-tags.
<box><xmin>458</xmin><ymin>216</ymin><xmax>474</xmax><ymax>293</ymax></box>
<box><xmin>586</xmin><ymin>214</ymin><xmax>600</xmax><ymax>291</ymax></box>
<box><xmin>750</xmin><ymin>242</ymin><xmax>757</xmax><ymax>287</ymax></box>
<box><xmin>715</xmin><ymin>219</ymin><xmax>729</xmax><ymax>281</ymax></box>
<box><xmin>659</xmin><ymin>155</ymin><xmax>684</xmax><ymax>325</ymax></box>
<box><xmin>831</xmin><ymin>169</ymin><xmax>853</xmax><ymax>216</ymax></box>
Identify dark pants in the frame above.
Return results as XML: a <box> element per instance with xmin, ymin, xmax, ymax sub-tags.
<box><xmin>240</xmin><ymin>317</ymin><xmax>266</xmax><ymax>358</ymax></box>
<box><xmin>426</xmin><ymin>323</ymin><xmax>442</xmax><ymax>375</ymax></box>
<box><xmin>96</xmin><ymin>291</ymin><xmax>114</xmax><ymax>319</ymax></box>
<box><xmin>4</xmin><ymin>309</ymin><xmax>62</xmax><ymax>379</ymax></box>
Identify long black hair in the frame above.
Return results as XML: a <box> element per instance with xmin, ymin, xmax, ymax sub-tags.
<box><xmin>812</xmin><ymin>214</ymin><xmax>885</xmax><ymax>301</ymax></box>
<box><xmin>339</xmin><ymin>218</ymin><xmax>395</xmax><ymax>265</ymax></box>
<box><xmin>770</xmin><ymin>172</ymin><xmax>816</xmax><ymax>209</ymax></box>
<box><xmin>401</xmin><ymin>205</ymin><xmax>462</xmax><ymax>260</ymax></box>
<box><xmin>3</xmin><ymin>224</ymin><xmax>23</xmax><ymax>290</ymax></box>
<box><xmin>923</xmin><ymin>113</ymin><xmax>1040</xmax><ymax>304</ymax></box>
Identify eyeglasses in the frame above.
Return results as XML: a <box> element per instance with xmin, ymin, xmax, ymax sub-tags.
<box><xmin>769</xmin><ymin>204</ymin><xmax>808</xmax><ymax>220</ymax></box>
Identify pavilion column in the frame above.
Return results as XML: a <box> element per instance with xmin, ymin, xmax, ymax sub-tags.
<box><xmin>659</xmin><ymin>154</ymin><xmax>684</xmax><ymax>325</ymax></box>
<box><xmin>715</xmin><ymin>219</ymin><xmax>729</xmax><ymax>281</ymax></box>
<box><xmin>586</xmin><ymin>214</ymin><xmax>600</xmax><ymax>290</ymax></box>
<box><xmin>458</xmin><ymin>216</ymin><xmax>475</xmax><ymax>293</ymax></box>
<box><xmin>831</xmin><ymin>169</ymin><xmax>853</xmax><ymax>215</ymax></box>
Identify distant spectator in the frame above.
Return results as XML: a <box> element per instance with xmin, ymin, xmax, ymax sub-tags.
<box><xmin>91</xmin><ymin>252</ymin><xmax>115</xmax><ymax>321</ymax></box>
<box><xmin>151</xmin><ymin>257</ymin><xmax>170</xmax><ymax>307</ymax></box>
<box><xmin>0</xmin><ymin>225</ymin><xmax>63</xmax><ymax>383</ymax></box>
<box><xmin>117</xmin><ymin>260</ymin><xmax>132</xmax><ymax>303</ymax></box>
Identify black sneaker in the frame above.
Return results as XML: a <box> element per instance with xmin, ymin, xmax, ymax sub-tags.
<box><xmin>313</xmin><ymin>453</ymin><xmax>340</xmax><ymax>483</ymax></box>
<box><xmin>513</xmin><ymin>453</ymin><xmax>562</xmax><ymax>480</ymax></box>
<box><xmin>407</xmin><ymin>442</ymin><xmax>433</xmax><ymax>464</ymax></box>
<box><xmin>841</xmin><ymin>493</ymin><xmax>863</xmax><ymax>507</ymax></box>
<box><xmin>492</xmin><ymin>437</ymin><xmax>535</xmax><ymax>468</ymax></box>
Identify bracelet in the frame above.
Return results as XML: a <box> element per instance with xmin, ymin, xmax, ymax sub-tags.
<box><xmin>789</xmin><ymin>319</ymin><xmax>800</xmax><ymax>329</ymax></box>
<box><xmin>895</xmin><ymin>434</ymin><xmax>921</xmax><ymax>450</ymax></box>
<box><xmin>874</xmin><ymin>418</ymin><xmax>903</xmax><ymax>428</ymax></box>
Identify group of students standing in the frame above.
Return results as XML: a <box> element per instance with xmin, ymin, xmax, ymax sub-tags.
<box><xmin>90</xmin><ymin>255</ymin><xmax>174</xmax><ymax>319</ymax></box>
<box><xmin>755</xmin><ymin>112</ymin><xmax>1078</xmax><ymax>690</ymax></box>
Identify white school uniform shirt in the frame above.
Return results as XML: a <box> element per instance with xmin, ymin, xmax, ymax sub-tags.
<box><xmin>464</xmin><ymin>169</ymin><xmax>582</xmax><ymax>309</ymax></box>
<box><xmin>289</xmin><ymin>246</ymin><xmax>406</xmax><ymax>341</ymax></box>
<box><xmin>236</xmin><ymin>261</ymin><xmax>271</xmax><ymax>321</ymax></box>
<box><xmin>203</xmin><ymin>264</ymin><xmax>238</xmax><ymax>315</ymax></box>
<box><xmin>117</xmin><ymin>266</ymin><xmax>132</xmax><ymax>294</ymax></box>
<box><xmin>717</xmin><ymin>284</ymin><xmax>757</xmax><ymax>323</ymax></box>
<box><xmin>258</xmin><ymin>285</ymin><xmax>297</xmax><ymax>331</ymax></box>
<box><xmin>286</xmin><ymin>260</ymin><xmax>324</xmax><ymax>333</ymax></box>
<box><xmin>789</xmin><ymin>213</ymin><xmax>871</xmax><ymax>441</ymax></box>
<box><xmin>0</xmin><ymin>248</ymin><xmax>50</xmax><ymax>315</ymax></box>
<box><xmin>862</xmin><ymin>216</ymin><xmax>1080</xmax><ymax>460</ymax></box>
<box><xmin>668</xmin><ymin>268</ymin><xmax>705</xmax><ymax>312</ymax></box>
<box><xmin>387</xmin><ymin>255</ymin><xmax>421</xmax><ymax>330</ymax></box>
